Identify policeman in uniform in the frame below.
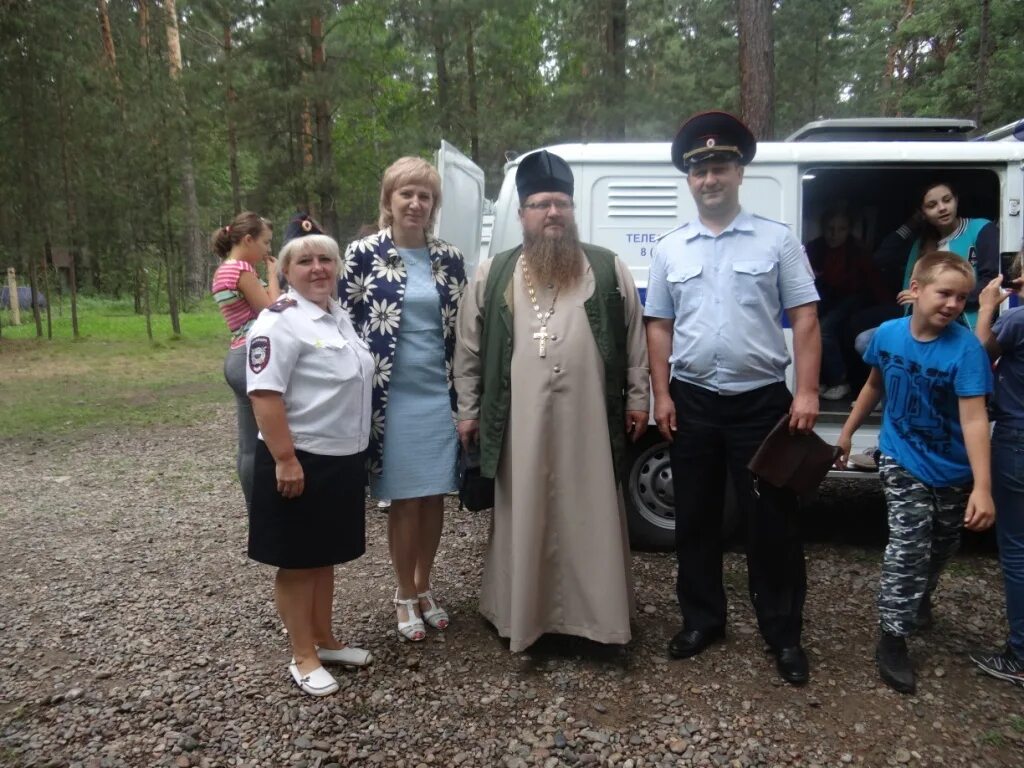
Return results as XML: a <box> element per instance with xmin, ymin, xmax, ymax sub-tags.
<box><xmin>644</xmin><ymin>112</ymin><xmax>822</xmax><ymax>685</ymax></box>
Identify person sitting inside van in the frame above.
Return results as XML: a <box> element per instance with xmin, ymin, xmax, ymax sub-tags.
<box><xmin>853</xmin><ymin>180</ymin><xmax>999</xmax><ymax>355</ymax></box>
<box><xmin>805</xmin><ymin>207</ymin><xmax>884</xmax><ymax>400</ymax></box>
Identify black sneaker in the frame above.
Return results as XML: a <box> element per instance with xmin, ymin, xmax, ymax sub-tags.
<box><xmin>876</xmin><ymin>631</ymin><xmax>916</xmax><ymax>694</ymax></box>
<box><xmin>969</xmin><ymin>647</ymin><xmax>1024</xmax><ymax>687</ymax></box>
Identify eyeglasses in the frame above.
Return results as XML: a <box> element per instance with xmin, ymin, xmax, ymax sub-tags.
<box><xmin>522</xmin><ymin>199</ymin><xmax>574</xmax><ymax>212</ymax></box>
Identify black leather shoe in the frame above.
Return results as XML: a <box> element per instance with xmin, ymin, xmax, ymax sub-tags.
<box><xmin>668</xmin><ymin>627</ymin><xmax>724</xmax><ymax>659</ymax></box>
<box><xmin>770</xmin><ymin>645</ymin><xmax>809</xmax><ymax>685</ymax></box>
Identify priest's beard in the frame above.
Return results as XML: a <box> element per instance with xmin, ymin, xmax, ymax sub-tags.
<box><xmin>522</xmin><ymin>221</ymin><xmax>584</xmax><ymax>291</ymax></box>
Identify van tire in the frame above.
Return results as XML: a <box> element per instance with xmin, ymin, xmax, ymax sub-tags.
<box><xmin>625</xmin><ymin>435</ymin><xmax>676</xmax><ymax>550</ymax></box>
<box><xmin>625</xmin><ymin>433</ymin><xmax>742</xmax><ymax>551</ymax></box>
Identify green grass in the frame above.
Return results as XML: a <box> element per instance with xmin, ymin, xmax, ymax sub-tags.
<box><xmin>0</xmin><ymin>297</ymin><xmax>232</xmax><ymax>438</ymax></box>
<box><xmin>980</xmin><ymin>730</ymin><xmax>1006</xmax><ymax>748</ymax></box>
<box><xmin>1</xmin><ymin>295</ymin><xmax>224</xmax><ymax>341</ymax></box>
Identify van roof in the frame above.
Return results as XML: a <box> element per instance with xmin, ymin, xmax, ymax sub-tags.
<box><xmin>505</xmin><ymin>140</ymin><xmax>1024</xmax><ymax>169</ymax></box>
<box><xmin>785</xmin><ymin>117</ymin><xmax>975</xmax><ymax>142</ymax></box>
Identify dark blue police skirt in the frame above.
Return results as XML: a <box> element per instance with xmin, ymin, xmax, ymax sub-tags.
<box><xmin>248</xmin><ymin>440</ymin><xmax>366</xmax><ymax>569</ymax></box>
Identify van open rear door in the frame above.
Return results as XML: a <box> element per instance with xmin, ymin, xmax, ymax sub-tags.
<box><xmin>434</xmin><ymin>141</ymin><xmax>485</xmax><ymax>274</ymax></box>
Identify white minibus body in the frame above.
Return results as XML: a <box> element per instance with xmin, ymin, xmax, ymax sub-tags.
<box><xmin>436</xmin><ymin>121</ymin><xmax>1024</xmax><ymax>548</ymax></box>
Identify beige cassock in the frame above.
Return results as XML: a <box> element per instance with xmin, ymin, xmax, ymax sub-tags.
<box><xmin>455</xmin><ymin>252</ymin><xmax>650</xmax><ymax>652</ymax></box>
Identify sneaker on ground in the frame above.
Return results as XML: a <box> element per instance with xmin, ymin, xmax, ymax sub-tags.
<box><xmin>821</xmin><ymin>383</ymin><xmax>852</xmax><ymax>401</ymax></box>
<box><xmin>847</xmin><ymin>448</ymin><xmax>878</xmax><ymax>471</ymax></box>
<box><xmin>376</xmin><ymin>499</ymin><xmax>391</xmax><ymax>511</ymax></box>
<box><xmin>969</xmin><ymin>647</ymin><xmax>1024</xmax><ymax>687</ymax></box>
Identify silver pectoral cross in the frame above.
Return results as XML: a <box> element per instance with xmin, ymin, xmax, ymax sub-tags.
<box><xmin>533</xmin><ymin>326</ymin><xmax>550</xmax><ymax>358</ymax></box>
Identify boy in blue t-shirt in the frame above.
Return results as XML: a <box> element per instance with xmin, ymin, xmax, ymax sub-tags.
<box><xmin>837</xmin><ymin>251</ymin><xmax>995</xmax><ymax>694</ymax></box>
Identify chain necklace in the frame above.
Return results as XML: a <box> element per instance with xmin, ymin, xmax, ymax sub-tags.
<box><xmin>520</xmin><ymin>260</ymin><xmax>557</xmax><ymax>358</ymax></box>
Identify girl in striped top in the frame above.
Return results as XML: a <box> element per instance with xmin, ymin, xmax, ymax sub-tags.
<box><xmin>211</xmin><ymin>211</ymin><xmax>278</xmax><ymax>511</ymax></box>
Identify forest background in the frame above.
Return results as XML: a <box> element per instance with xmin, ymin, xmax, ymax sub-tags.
<box><xmin>1</xmin><ymin>0</ymin><xmax>1022</xmax><ymax>333</ymax></box>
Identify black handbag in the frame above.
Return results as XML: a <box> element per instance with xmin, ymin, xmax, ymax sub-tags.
<box><xmin>458</xmin><ymin>445</ymin><xmax>494</xmax><ymax>512</ymax></box>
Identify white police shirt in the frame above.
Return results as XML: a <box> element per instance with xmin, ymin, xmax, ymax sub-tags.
<box><xmin>644</xmin><ymin>209</ymin><xmax>819</xmax><ymax>394</ymax></box>
<box><xmin>246</xmin><ymin>289</ymin><xmax>373</xmax><ymax>456</ymax></box>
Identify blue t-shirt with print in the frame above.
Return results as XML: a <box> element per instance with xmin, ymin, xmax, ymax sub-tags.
<box><xmin>865</xmin><ymin>317</ymin><xmax>992</xmax><ymax>487</ymax></box>
<box><xmin>992</xmin><ymin>306</ymin><xmax>1024</xmax><ymax>429</ymax></box>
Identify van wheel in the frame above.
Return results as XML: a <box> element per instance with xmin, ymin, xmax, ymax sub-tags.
<box><xmin>625</xmin><ymin>434</ymin><xmax>743</xmax><ymax>551</ymax></box>
<box><xmin>625</xmin><ymin>435</ymin><xmax>676</xmax><ymax>550</ymax></box>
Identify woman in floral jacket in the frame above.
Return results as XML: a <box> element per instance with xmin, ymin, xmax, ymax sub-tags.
<box><xmin>339</xmin><ymin>157</ymin><xmax>467</xmax><ymax>642</ymax></box>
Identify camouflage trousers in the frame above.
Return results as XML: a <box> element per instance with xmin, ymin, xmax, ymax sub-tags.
<box><xmin>878</xmin><ymin>455</ymin><xmax>967</xmax><ymax>637</ymax></box>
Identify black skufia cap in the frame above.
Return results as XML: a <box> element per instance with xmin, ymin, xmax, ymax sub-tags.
<box><xmin>515</xmin><ymin>150</ymin><xmax>574</xmax><ymax>203</ymax></box>
<box><xmin>282</xmin><ymin>212</ymin><xmax>324</xmax><ymax>245</ymax></box>
<box><xmin>671</xmin><ymin>111</ymin><xmax>757</xmax><ymax>172</ymax></box>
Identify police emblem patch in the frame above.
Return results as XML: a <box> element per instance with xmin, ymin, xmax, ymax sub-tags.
<box><xmin>249</xmin><ymin>336</ymin><xmax>271</xmax><ymax>373</ymax></box>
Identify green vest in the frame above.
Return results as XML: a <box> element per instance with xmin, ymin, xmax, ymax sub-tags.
<box><xmin>478</xmin><ymin>243</ymin><xmax>628</xmax><ymax>483</ymax></box>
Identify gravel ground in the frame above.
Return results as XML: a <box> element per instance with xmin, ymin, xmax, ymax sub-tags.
<box><xmin>1</xmin><ymin>407</ymin><xmax>1022</xmax><ymax>768</ymax></box>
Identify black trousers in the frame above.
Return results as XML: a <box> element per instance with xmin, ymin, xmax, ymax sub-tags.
<box><xmin>669</xmin><ymin>379</ymin><xmax>806</xmax><ymax>648</ymax></box>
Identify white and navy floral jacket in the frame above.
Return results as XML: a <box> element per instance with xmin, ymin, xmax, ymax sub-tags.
<box><xmin>338</xmin><ymin>227</ymin><xmax>467</xmax><ymax>475</ymax></box>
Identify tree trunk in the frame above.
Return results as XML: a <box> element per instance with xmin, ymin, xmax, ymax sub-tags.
<box><xmin>430</xmin><ymin>0</ymin><xmax>451</xmax><ymax>136</ymax></box>
<box><xmin>143</xmin><ymin>261</ymin><xmax>153</xmax><ymax>341</ymax></box>
<box><xmin>882</xmin><ymin>0</ymin><xmax>915</xmax><ymax>117</ymax></box>
<box><xmin>465</xmin><ymin>14</ymin><xmax>480</xmax><ymax>163</ymax></box>
<box><xmin>606</xmin><ymin>0</ymin><xmax>627</xmax><ymax>139</ymax></box>
<box><xmin>164</xmin><ymin>251</ymin><xmax>180</xmax><ymax>335</ymax></box>
<box><xmin>310</xmin><ymin>14</ymin><xmax>339</xmax><ymax>236</ymax></box>
<box><xmin>301</xmin><ymin>100</ymin><xmax>315</xmax><ymax>215</ymax></box>
<box><xmin>164</xmin><ymin>0</ymin><xmax>206</xmax><ymax>300</ymax></box>
<box><xmin>42</xmin><ymin>243</ymin><xmax>52</xmax><ymax>340</ymax></box>
<box><xmin>96</xmin><ymin>0</ymin><xmax>120</xmax><ymax>86</ymax></box>
<box><xmin>973</xmin><ymin>0</ymin><xmax>991</xmax><ymax>128</ymax></box>
<box><xmin>224</xmin><ymin>21</ymin><xmax>242</xmax><ymax>213</ymax></box>
<box><xmin>737</xmin><ymin>0</ymin><xmax>775</xmax><ymax>140</ymax></box>
<box><xmin>56</xmin><ymin>70</ymin><xmax>81</xmax><ymax>340</ymax></box>
<box><xmin>29</xmin><ymin>256</ymin><xmax>42</xmax><ymax>338</ymax></box>
<box><xmin>69</xmin><ymin>251</ymin><xmax>79</xmax><ymax>339</ymax></box>
<box><xmin>96</xmin><ymin>0</ymin><xmax>125</xmax><ymax>119</ymax></box>
<box><xmin>138</xmin><ymin>0</ymin><xmax>150</xmax><ymax>50</ymax></box>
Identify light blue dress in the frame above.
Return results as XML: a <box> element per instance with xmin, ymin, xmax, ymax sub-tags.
<box><xmin>371</xmin><ymin>247</ymin><xmax>459</xmax><ymax>500</ymax></box>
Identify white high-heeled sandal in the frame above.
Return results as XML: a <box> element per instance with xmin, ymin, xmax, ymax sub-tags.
<box><xmin>394</xmin><ymin>590</ymin><xmax>426</xmax><ymax>642</ymax></box>
<box><xmin>418</xmin><ymin>590</ymin><xmax>449</xmax><ymax>630</ymax></box>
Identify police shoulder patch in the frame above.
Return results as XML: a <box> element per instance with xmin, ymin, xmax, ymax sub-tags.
<box><xmin>268</xmin><ymin>297</ymin><xmax>298</xmax><ymax>313</ymax></box>
<box><xmin>249</xmin><ymin>336</ymin><xmax>271</xmax><ymax>373</ymax></box>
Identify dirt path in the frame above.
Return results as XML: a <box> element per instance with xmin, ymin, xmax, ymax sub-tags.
<box><xmin>1</xmin><ymin>410</ymin><xmax>1021</xmax><ymax>767</ymax></box>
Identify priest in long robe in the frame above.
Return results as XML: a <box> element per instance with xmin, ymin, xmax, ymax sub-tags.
<box><xmin>454</xmin><ymin>150</ymin><xmax>650</xmax><ymax>652</ymax></box>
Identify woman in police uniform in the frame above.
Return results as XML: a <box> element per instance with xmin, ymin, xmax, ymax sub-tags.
<box><xmin>246</xmin><ymin>215</ymin><xmax>375</xmax><ymax>697</ymax></box>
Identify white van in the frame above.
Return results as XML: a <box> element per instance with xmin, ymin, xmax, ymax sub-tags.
<box><xmin>434</xmin><ymin>120</ymin><xmax>1024</xmax><ymax>549</ymax></box>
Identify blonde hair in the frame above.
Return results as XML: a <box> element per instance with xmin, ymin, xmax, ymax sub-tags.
<box><xmin>277</xmin><ymin>234</ymin><xmax>342</xmax><ymax>277</ymax></box>
<box><xmin>378</xmin><ymin>156</ymin><xmax>442</xmax><ymax>230</ymax></box>
<box><xmin>910</xmin><ymin>250</ymin><xmax>975</xmax><ymax>289</ymax></box>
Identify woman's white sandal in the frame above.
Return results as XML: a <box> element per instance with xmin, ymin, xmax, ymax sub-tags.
<box><xmin>393</xmin><ymin>590</ymin><xmax>426</xmax><ymax>642</ymax></box>
<box><xmin>316</xmin><ymin>646</ymin><xmax>373</xmax><ymax>667</ymax></box>
<box><xmin>418</xmin><ymin>590</ymin><xmax>450</xmax><ymax>630</ymax></box>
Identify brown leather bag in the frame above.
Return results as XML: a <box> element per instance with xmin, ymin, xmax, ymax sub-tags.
<box><xmin>747</xmin><ymin>414</ymin><xmax>841</xmax><ymax>496</ymax></box>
